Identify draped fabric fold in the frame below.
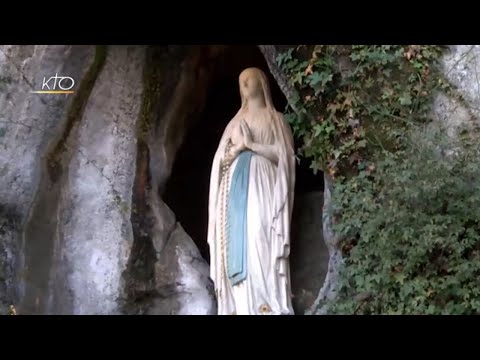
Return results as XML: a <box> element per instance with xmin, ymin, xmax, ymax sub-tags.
<box><xmin>226</xmin><ymin>150</ymin><xmax>253</xmax><ymax>285</ymax></box>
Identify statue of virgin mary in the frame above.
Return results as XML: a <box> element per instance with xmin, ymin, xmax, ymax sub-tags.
<box><xmin>207</xmin><ymin>67</ymin><xmax>296</xmax><ymax>315</ymax></box>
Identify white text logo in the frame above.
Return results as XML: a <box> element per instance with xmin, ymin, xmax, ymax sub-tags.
<box><xmin>31</xmin><ymin>73</ymin><xmax>75</xmax><ymax>94</ymax></box>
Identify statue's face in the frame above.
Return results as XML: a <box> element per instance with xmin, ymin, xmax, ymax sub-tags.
<box><xmin>239</xmin><ymin>71</ymin><xmax>262</xmax><ymax>100</ymax></box>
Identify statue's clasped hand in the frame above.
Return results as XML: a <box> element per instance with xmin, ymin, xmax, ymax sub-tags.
<box><xmin>226</xmin><ymin>120</ymin><xmax>254</xmax><ymax>162</ymax></box>
<box><xmin>240</xmin><ymin>119</ymin><xmax>253</xmax><ymax>149</ymax></box>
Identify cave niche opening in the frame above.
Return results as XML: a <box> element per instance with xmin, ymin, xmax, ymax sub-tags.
<box><xmin>162</xmin><ymin>45</ymin><xmax>327</xmax><ymax>314</ymax></box>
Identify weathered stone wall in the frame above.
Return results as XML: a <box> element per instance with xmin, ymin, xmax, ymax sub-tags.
<box><xmin>0</xmin><ymin>45</ymin><xmax>95</xmax><ymax>314</ymax></box>
<box><xmin>0</xmin><ymin>45</ymin><xmax>217</xmax><ymax>315</ymax></box>
<box><xmin>432</xmin><ymin>46</ymin><xmax>480</xmax><ymax>138</ymax></box>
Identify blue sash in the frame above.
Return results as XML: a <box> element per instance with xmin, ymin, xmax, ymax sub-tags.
<box><xmin>226</xmin><ymin>150</ymin><xmax>253</xmax><ymax>286</ymax></box>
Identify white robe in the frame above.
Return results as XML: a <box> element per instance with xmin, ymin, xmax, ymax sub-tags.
<box><xmin>207</xmin><ymin>110</ymin><xmax>296</xmax><ymax>315</ymax></box>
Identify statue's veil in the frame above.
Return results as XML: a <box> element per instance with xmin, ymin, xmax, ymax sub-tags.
<box><xmin>238</xmin><ymin>67</ymin><xmax>275</xmax><ymax>112</ymax></box>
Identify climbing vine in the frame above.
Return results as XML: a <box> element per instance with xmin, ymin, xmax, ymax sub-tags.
<box><xmin>276</xmin><ymin>46</ymin><xmax>480</xmax><ymax>315</ymax></box>
<box><xmin>329</xmin><ymin>132</ymin><xmax>480</xmax><ymax>315</ymax></box>
<box><xmin>277</xmin><ymin>45</ymin><xmax>447</xmax><ymax>178</ymax></box>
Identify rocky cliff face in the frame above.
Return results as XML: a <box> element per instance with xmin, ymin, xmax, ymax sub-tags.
<box><xmin>432</xmin><ymin>46</ymin><xmax>480</xmax><ymax>137</ymax></box>
<box><xmin>0</xmin><ymin>45</ymin><xmax>218</xmax><ymax>315</ymax></box>
<box><xmin>43</xmin><ymin>45</ymin><xmax>144</xmax><ymax>315</ymax></box>
<box><xmin>0</xmin><ymin>45</ymin><xmax>96</xmax><ymax>314</ymax></box>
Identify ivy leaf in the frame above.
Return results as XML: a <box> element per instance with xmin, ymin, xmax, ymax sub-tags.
<box><xmin>309</xmin><ymin>72</ymin><xmax>334</xmax><ymax>95</ymax></box>
<box><xmin>365</xmin><ymin>77</ymin><xmax>374</xmax><ymax>88</ymax></box>
<box><xmin>284</xmin><ymin>58</ymin><xmax>299</xmax><ymax>71</ymax></box>
<box><xmin>399</xmin><ymin>93</ymin><xmax>412</xmax><ymax>106</ymax></box>
<box><xmin>292</xmin><ymin>71</ymin><xmax>305</xmax><ymax>86</ymax></box>
<box><xmin>312</xmin><ymin>84</ymin><xmax>323</xmax><ymax>96</ymax></box>
<box><xmin>309</xmin><ymin>72</ymin><xmax>323</xmax><ymax>86</ymax></box>
<box><xmin>290</xmin><ymin>89</ymin><xmax>301</xmax><ymax>104</ymax></box>
<box><xmin>327</xmin><ymin>102</ymin><xmax>341</xmax><ymax>114</ymax></box>
<box><xmin>357</xmin><ymin>139</ymin><xmax>368</xmax><ymax>148</ymax></box>
<box><xmin>343</xmin><ymin>92</ymin><xmax>355</xmax><ymax>107</ymax></box>
<box><xmin>313</xmin><ymin>124</ymin><xmax>323</xmax><ymax>137</ymax></box>
<box><xmin>382</xmin><ymin>87</ymin><xmax>394</xmax><ymax>100</ymax></box>
<box><xmin>323</xmin><ymin>73</ymin><xmax>334</xmax><ymax>85</ymax></box>
<box><xmin>325</xmin><ymin>123</ymin><xmax>335</xmax><ymax>135</ymax></box>
<box><xmin>276</xmin><ymin>48</ymin><xmax>294</xmax><ymax>67</ymax></box>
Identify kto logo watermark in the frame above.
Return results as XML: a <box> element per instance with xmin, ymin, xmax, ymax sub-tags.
<box><xmin>31</xmin><ymin>73</ymin><xmax>75</xmax><ymax>94</ymax></box>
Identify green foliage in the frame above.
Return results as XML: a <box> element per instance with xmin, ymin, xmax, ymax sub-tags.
<box><xmin>277</xmin><ymin>45</ymin><xmax>480</xmax><ymax>314</ymax></box>
<box><xmin>329</xmin><ymin>131</ymin><xmax>480</xmax><ymax>315</ymax></box>
<box><xmin>277</xmin><ymin>45</ymin><xmax>446</xmax><ymax>177</ymax></box>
